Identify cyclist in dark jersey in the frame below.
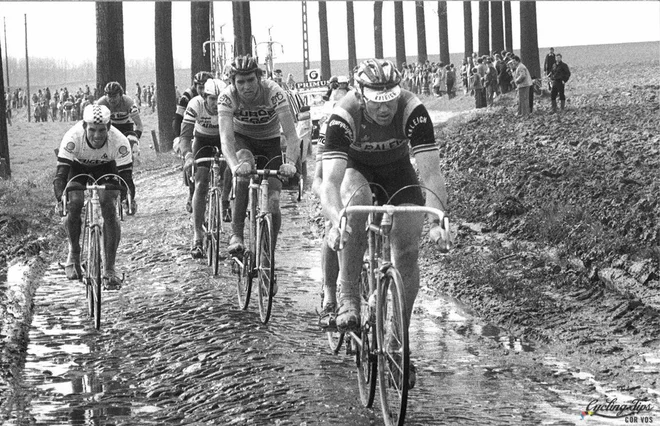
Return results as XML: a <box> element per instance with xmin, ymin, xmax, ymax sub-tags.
<box><xmin>320</xmin><ymin>59</ymin><xmax>450</xmax><ymax>387</ymax></box>
<box><xmin>97</xmin><ymin>82</ymin><xmax>143</xmax><ymax>164</ymax></box>
<box><xmin>53</xmin><ymin>104</ymin><xmax>136</xmax><ymax>290</ymax></box>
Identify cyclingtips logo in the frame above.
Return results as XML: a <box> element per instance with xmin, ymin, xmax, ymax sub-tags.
<box><xmin>580</xmin><ymin>398</ymin><xmax>654</xmax><ymax>423</ymax></box>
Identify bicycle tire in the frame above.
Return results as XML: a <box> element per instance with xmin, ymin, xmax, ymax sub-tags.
<box><xmin>82</xmin><ymin>203</ymin><xmax>93</xmax><ymax>318</ymax></box>
<box><xmin>356</xmin><ymin>261</ymin><xmax>377</xmax><ymax>407</ymax></box>
<box><xmin>236</xmin><ymin>250</ymin><xmax>253</xmax><ymax>310</ymax></box>
<box><xmin>209</xmin><ymin>189</ymin><xmax>222</xmax><ymax>275</ymax></box>
<box><xmin>377</xmin><ymin>266</ymin><xmax>409</xmax><ymax>426</ymax></box>
<box><xmin>89</xmin><ymin>227</ymin><xmax>103</xmax><ymax>330</ymax></box>
<box><xmin>256</xmin><ymin>214</ymin><xmax>275</xmax><ymax>324</ymax></box>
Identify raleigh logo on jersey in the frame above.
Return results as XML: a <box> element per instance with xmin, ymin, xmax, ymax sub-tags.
<box><xmin>354</xmin><ymin>138</ymin><xmax>405</xmax><ymax>152</ymax></box>
<box><xmin>406</xmin><ymin>115</ymin><xmax>428</xmax><ymax>136</ymax></box>
<box><xmin>328</xmin><ymin>119</ymin><xmax>353</xmax><ymax>141</ymax></box>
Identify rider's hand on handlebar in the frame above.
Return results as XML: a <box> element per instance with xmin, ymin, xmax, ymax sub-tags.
<box><xmin>233</xmin><ymin>162</ymin><xmax>253</xmax><ymax>177</ymax></box>
<box><xmin>278</xmin><ymin>163</ymin><xmax>297</xmax><ymax>178</ymax></box>
<box><xmin>429</xmin><ymin>222</ymin><xmax>452</xmax><ymax>253</ymax></box>
<box><xmin>183</xmin><ymin>153</ymin><xmax>194</xmax><ymax>175</ymax></box>
<box><xmin>326</xmin><ymin>223</ymin><xmax>352</xmax><ymax>251</ymax></box>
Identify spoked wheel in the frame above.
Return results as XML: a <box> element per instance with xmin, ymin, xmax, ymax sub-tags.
<box><xmin>88</xmin><ymin>228</ymin><xmax>103</xmax><ymax>330</ymax></box>
<box><xmin>377</xmin><ymin>267</ymin><xmax>409</xmax><ymax>426</ymax></box>
<box><xmin>209</xmin><ymin>189</ymin><xmax>222</xmax><ymax>275</ymax></box>
<box><xmin>256</xmin><ymin>214</ymin><xmax>276</xmax><ymax>324</ymax></box>
<box><xmin>356</xmin><ymin>262</ymin><xmax>377</xmax><ymax>407</ymax></box>
<box><xmin>235</xmin><ymin>250</ymin><xmax>253</xmax><ymax>310</ymax></box>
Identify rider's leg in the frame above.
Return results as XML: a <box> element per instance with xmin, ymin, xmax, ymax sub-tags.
<box><xmin>335</xmin><ymin>169</ymin><xmax>371</xmax><ymax>329</ymax></box>
<box><xmin>221</xmin><ymin>163</ymin><xmax>232</xmax><ymax>219</ymax></box>
<box><xmin>64</xmin><ymin>191</ymin><xmax>85</xmax><ymax>267</ymax></box>
<box><xmin>321</xmin><ymin>221</ymin><xmax>340</xmax><ymax>308</ymax></box>
<box><xmin>192</xmin><ymin>165</ymin><xmax>210</xmax><ymax>245</ymax></box>
<box><xmin>99</xmin><ymin>190</ymin><xmax>121</xmax><ymax>278</ymax></box>
<box><xmin>228</xmin><ymin>149</ymin><xmax>255</xmax><ymax>252</ymax></box>
<box><xmin>391</xmin><ymin>210</ymin><xmax>425</xmax><ymax>328</ymax></box>
<box><xmin>266</xmin><ymin>177</ymin><xmax>283</xmax><ymax>245</ymax></box>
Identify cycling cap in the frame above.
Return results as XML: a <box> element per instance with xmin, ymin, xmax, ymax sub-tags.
<box><xmin>337</xmin><ymin>75</ymin><xmax>349</xmax><ymax>84</ymax></box>
<box><xmin>354</xmin><ymin>59</ymin><xmax>402</xmax><ymax>102</ymax></box>
<box><xmin>203</xmin><ymin>78</ymin><xmax>227</xmax><ymax>97</ymax></box>
<box><xmin>329</xmin><ymin>76</ymin><xmax>339</xmax><ymax>83</ymax></box>
<box><xmin>83</xmin><ymin>104</ymin><xmax>111</xmax><ymax>125</ymax></box>
<box><xmin>193</xmin><ymin>71</ymin><xmax>214</xmax><ymax>86</ymax></box>
<box><xmin>104</xmin><ymin>81</ymin><xmax>124</xmax><ymax>97</ymax></box>
<box><xmin>229</xmin><ymin>55</ymin><xmax>260</xmax><ymax>77</ymax></box>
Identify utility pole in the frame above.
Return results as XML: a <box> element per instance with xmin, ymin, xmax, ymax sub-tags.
<box><xmin>3</xmin><ymin>17</ymin><xmax>9</xmax><ymax>90</ymax></box>
<box><xmin>301</xmin><ymin>1</ymin><xmax>309</xmax><ymax>83</ymax></box>
<box><xmin>256</xmin><ymin>26</ymin><xmax>283</xmax><ymax>79</ymax></box>
<box><xmin>24</xmin><ymin>14</ymin><xmax>30</xmax><ymax>123</ymax></box>
<box><xmin>0</xmin><ymin>19</ymin><xmax>10</xmax><ymax>179</ymax></box>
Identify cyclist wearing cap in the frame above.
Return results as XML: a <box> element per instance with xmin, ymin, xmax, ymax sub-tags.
<box><xmin>97</xmin><ymin>82</ymin><xmax>143</xmax><ymax>162</ymax></box>
<box><xmin>53</xmin><ymin>104</ymin><xmax>136</xmax><ymax>290</ymax></box>
<box><xmin>218</xmin><ymin>54</ymin><xmax>299</xmax><ymax>258</ymax></box>
<box><xmin>172</xmin><ymin>71</ymin><xmax>214</xmax><ymax>212</ymax></box>
<box><xmin>319</xmin><ymin>59</ymin><xmax>450</xmax><ymax>385</ymax></box>
<box><xmin>180</xmin><ymin>78</ymin><xmax>229</xmax><ymax>259</ymax></box>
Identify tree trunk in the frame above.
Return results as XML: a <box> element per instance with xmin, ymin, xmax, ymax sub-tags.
<box><xmin>0</xmin><ymin>39</ymin><xmax>9</xmax><ymax>179</ymax></box>
<box><xmin>374</xmin><ymin>1</ymin><xmax>383</xmax><ymax>59</ymax></box>
<box><xmin>319</xmin><ymin>1</ymin><xmax>331</xmax><ymax>79</ymax></box>
<box><xmin>504</xmin><ymin>1</ymin><xmax>513</xmax><ymax>53</ymax></box>
<box><xmin>415</xmin><ymin>1</ymin><xmax>427</xmax><ymax>63</ymax></box>
<box><xmin>478</xmin><ymin>1</ymin><xmax>489</xmax><ymax>56</ymax></box>
<box><xmin>394</xmin><ymin>1</ymin><xmax>406</xmax><ymax>68</ymax></box>
<box><xmin>346</xmin><ymin>2</ymin><xmax>357</xmax><ymax>77</ymax></box>
<box><xmin>490</xmin><ymin>1</ymin><xmax>504</xmax><ymax>55</ymax></box>
<box><xmin>96</xmin><ymin>2</ymin><xmax>126</xmax><ymax>92</ymax></box>
<box><xmin>191</xmin><ymin>1</ymin><xmax>211</xmax><ymax>78</ymax></box>
<box><xmin>232</xmin><ymin>2</ymin><xmax>253</xmax><ymax>56</ymax></box>
<box><xmin>520</xmin><ymin>1</ymin><xmax>541</xmax><ymax>78</ymax></box>
<box><xmin>463</xmin><ymin>1</ymin><xmax>473</xmax><ymax>59</ymax></box>
<box><xmin>437</xmin><ymin>1</ymin><xmax>450</xmax><ymax>65</ymax></box>
<box><xmin>155</xmin><ymin>2</ymin><xmax>175</xmax><ymax>152</ymax></box>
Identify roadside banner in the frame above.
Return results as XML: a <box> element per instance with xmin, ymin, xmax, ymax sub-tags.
<box><xmin>307</xmin><ymin>68</ymin><xmax>321</xmax><ymax>82</ymax></box>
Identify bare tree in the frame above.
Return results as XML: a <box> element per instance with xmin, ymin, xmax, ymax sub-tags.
<box><xmin>0</xmin><ymin>39</ymin><xmax>9</xmax><ymax>179</ymax></box>
<box><xmin>415</xmin><ymin>2</ymin><xmax>427</xmax><ymax>63</ymax></box>
<box><xmin>232</xmin><ymin>2</ymin><xmax>253</xmax><ymax>56</ymax></box>
<box><xmin>394</xmin><ymin>1</ymin><xmax>406</xmax><ymax>68</ymax></box>
<box><xmin>347</xmin><ymin>2</ymin><xmax>357</xmax><ymax>76</ymax></box>
<box><xmin>374</xmin><ymin>1</ymin><xmax>383</xmax><ymax>58</ymax></box>
<box><xmin>437</xmin><ymin>1</ymin><xmax>450</xmax><ymax>65</ymax></box>
<box><xmin>319</xmin><ymin>1</ymin><xmax>331</xmax><ymax>79</ymax></box>
<box><xmin>96</xmin><ymin>2</ymin><xmax>126</xmax><ymax>91</ymax></box>
<box><xmin>191</xmin><ymin>2</ymin><xmax>211</xmax><ymax>77</ymax></box>
<box><xmin>490</xmin><ymin>1</ymin><xmax>504</xmax><ymax>55</ymax></box>
<box><xmin>463</xmin><ymin>1</ymin><xmax>473</xmax><ymax>59</ymax></box>
<box><xmin>478</xmin><ymin>1</ymin><xmax>489</xmax><ymax>56</ymax></box>
<box><xmin>520</xmin><ymin>1</ymin><xmax>541</xmax><ymax>78</ymax></box>
<box><xmin>155</xmin><ymin>2</ymin><xmax>175</xmax><ymax>152</ymax></box>
<box><xmin>504</xmin><ymin>1</ymin><xmax>514</xmax><ymax>53</ymax></box>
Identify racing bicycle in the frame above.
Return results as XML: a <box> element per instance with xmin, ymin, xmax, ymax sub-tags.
<box><xmin>60</xmin><ymin>173</ymin><xmax>133</xmax><ymax>330</ymax></box>
<box><xmin>333</xmin><ymin>184</ymin><xmax>450</xmax><ymax>426</ymax></box>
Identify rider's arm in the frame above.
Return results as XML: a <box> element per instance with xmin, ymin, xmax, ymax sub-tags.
<box><xmin>179</xmin><ymin>120</ymin><xmax>195</xmax><ymax>158</ymax></box>
<box><xmin>219</xmin><ymin>114</ymin><xmax>241</xmax><ymax>173</ymax></box>
<box><xmin>277</xmin><ymin>107</ymin><xmax>300</xmax><ymax>167</ymax></box>
<box><xmin>320</xmin><ymin>157</ymin><xmax>347</xmax><ymax>228</ymax></box>
<box><xmin>53</xmin><ymin>164</ymin><xmax>70</xmax><ymax>201</ymax></box>
<box><xmin>129</xmin><ymin>103</ymin><xmax>143</xmax><ymax>138</ymax></box>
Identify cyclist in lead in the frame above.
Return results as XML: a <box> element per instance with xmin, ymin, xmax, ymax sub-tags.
<box><xmin>172</xmin><ymin>71</ymin><xmax>214</xmax><ymax>213</ymax></box>
<box><xmin>53</xmin><ymin>104</ymin><xmax>136</xmax><ymax>290</ymax></box>
<box><xmin>97</xmin><ymin>82</ymin><xmax>143</xmax><ymax>163</ymax></box>
<box><xmin>217</xmin><ymin>55</ymin><xmax>299</xmax><ymax>263</ymax></box>
<box><xmin>319</xmin><ymin>59</ymin><xmax>450</xmax><ymax>385</ymax></box>
<box><xmin>181</xmin><ymin>78</ymin><xmax>228</xmax><ymax>259</ymax></box>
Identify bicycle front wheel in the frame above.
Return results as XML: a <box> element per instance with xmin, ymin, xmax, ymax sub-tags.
<box><xmin>208</xmin><ymin>189</ymin><xmax>222</xmax><ymax>275</ymax></box>
<box><xmin>377</xmin><ymin>266</ymin><xmax>409</xmax><ymax>426</ymax></box>
<box><xmin>88</xmin><ymin>228</ymin><xmax>103</xmax><ymax>330</ymax></box>
<box><xmin>256</xmin><ymin>214</ymin><xmax>275</xmax><ymax>324</ymax></box>
<box><xmin>235</xmin><ymin>250</ymin><xmax>253</xmax><ymax>310</ymax></box>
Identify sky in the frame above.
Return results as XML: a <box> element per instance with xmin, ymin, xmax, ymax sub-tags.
<box><xmin>1</xmin><ymin>1</ymin><xmax>659</xmax><ymax>69</ymax></box>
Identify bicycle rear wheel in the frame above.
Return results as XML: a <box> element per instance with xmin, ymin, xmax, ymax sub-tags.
<box><xmin>256</xmin><ymin>214</ymin><xmax>275</xmax><ymax>324</ymax></box>
<box><xmin>377</xmin><ymin>266</ymin><xmax>409</xmax><ymax>426</ymax></box>
<box><xmin>88</xmin><ymin>228</ymin><xmax>103</xmax><ymax>330</ymax></box>
<box><xmin>356</xmin><ymin>261</ymin><xmax>377</xmax><ymax>407</ymax></box>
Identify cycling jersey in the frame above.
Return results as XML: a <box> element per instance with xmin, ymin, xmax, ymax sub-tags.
<box><xmin>97</xmin><ymin>94</ymin><xmax>140</xmax><ymax>135</ymax></box>
<box><xmin>176</xmin><ymin>87</ymin><xmax>198</xmax><ymax>117</ymax></box>
<box><xmin>322</xmin><ymin>89</ymin><xmax>437</xmax><ymax>167</ymax></box>
<box><xmin>217</xmin><ymin>79</ymin><xmax>291</xmax><ymax>140</ymax></box>
<box><xmin>181</xmin><ymin>95</ymin><xmax>219</xmax><ymax>140</ymax></box>
<box><xmin>57</xmin><ymin>121</ymin><xmax>133</xmax><ymax>170</ymax></box>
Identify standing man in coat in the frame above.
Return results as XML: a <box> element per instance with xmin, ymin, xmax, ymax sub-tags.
<box><xmin>550</xmin><ymin>54</ymin><xmax>571</xmax><ymax>112</ymax></box>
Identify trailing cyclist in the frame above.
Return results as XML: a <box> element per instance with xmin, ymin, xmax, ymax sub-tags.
<box><xmin>217</xmin><ymin>55</ymin><xmax>299</xmax><ymax>273</ymax></box>
<box><xmin>53</xmin><ymin>104</ymin><xmax>136</xmax><ymax>290</ymax></box>
<box><xmin>319</xmin><ymin>59</ymin><xmax>450</xmax><ymax>387</ymax></box>
<box><xmin>97</xmin><ymin>82</ymin><xmax>144</xmax><ymax>165</ymax></box>
<box><xmin>181</xmin><ymin>78</ymin><xmax>228</xmax><ymax>259</ymax></box>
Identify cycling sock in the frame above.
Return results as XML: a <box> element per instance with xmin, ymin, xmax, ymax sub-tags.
<box><xmin>338</xmin><ymin>278</ymin><xmax>360</xmax><ymax>300</ymax></box>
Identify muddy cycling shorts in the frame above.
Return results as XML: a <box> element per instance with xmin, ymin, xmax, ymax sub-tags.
<box><xmin>234</xmin><ymin>132</ymin><xmax>284</xmax><ymax>191</ymax></box>
<box><xmin>347</xmin><ymin>155</ymin><xmax>424</xmax><ymax>206</ymax></box>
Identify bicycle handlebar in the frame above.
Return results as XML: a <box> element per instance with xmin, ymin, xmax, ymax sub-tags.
<box><xmin>60</xmin><ymin>174</ymin><xmax>132</xmax><ymax>217</ymax></box>
<box><xmin>337</xmin><ymin>204</ymin><xmax>450</xmax><ymax>252</ymax></box>
<box><xmin>194</xmin><ymin>156</ymin><xmax>226</xmax><ymax>166</ymax></box>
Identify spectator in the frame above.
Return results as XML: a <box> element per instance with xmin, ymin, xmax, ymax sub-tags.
<box><xmin>543</xmin><ymin>47</ymin><xmax>556</xmax><ymax>90</ymax></box>
<box><xmin>511</xmin><ymin>55</ymin><xmax>533</xmax><ymax>116</ymax></box>
<box><xmin>446</xmin><ymin>64</ymin><xmax>456</xmax><ymax>99</ymax></box>
<box><xmin>286</xmin><ymin>73</ymin><xmax>296</xmax><ymax>89</ymax></box>
<box><xmin>484</xmin><ymin>58</ymin><xmax>498</xmax><ymax>107</ymax></box>
<box><xmin>550</xmin><ymin>53</ymin><xmax>571</xmax><ymax>112</ymax></box>
<box><xmin>469</xmin><ymin>67</ymin><xmax>486</xmax><ymax>109</ymax></box>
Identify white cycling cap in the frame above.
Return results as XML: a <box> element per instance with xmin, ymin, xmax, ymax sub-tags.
<box><xmin>83</xmin><ymin>104</ymin><xmax>111</xmax><ymax>125</ymax></box>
